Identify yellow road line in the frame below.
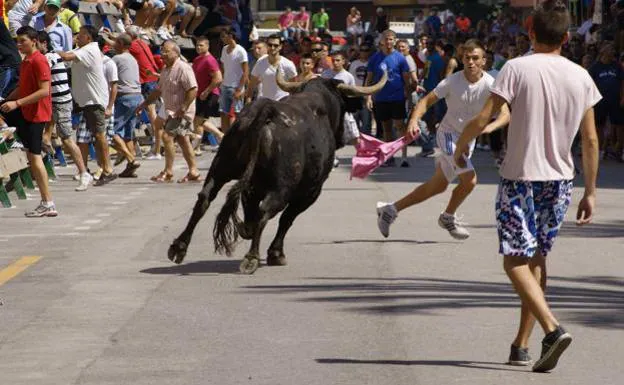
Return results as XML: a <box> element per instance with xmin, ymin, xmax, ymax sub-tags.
<box><xmin>0</xmin><ymin>256</ymin><xmax>42</xmax><ymax>287</ymax></box>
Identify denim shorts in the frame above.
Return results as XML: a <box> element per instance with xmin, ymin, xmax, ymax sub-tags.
<box><xmin>496</xmin><ymin>178</ymin><xmax>573</xmax><ymax>258</ymax></box>
<box><xmin>0</xmin><ymin>66</ymin><xmax>19</xmax><ymax>99</ymax></box>
<box><xmin>141</xmin><ymin>81</ymin><xmax>158</xmax><ymax>99</ymax></box>
<box><xmin>219</xmin><ymin>85</ymin><xmax>244</xmax><ymax>114</ymax></box>
<box><xmin>114</xmin><ymin>94</ymin><xmax>143</xmax><ymax>140</ymax></box>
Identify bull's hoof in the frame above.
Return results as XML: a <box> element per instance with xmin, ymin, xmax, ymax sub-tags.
<box><xmin>237</xmin><ymin>222</ymin><xmax>255</xmax><ymax>240</ymax></box>
<box><xmin>239</xmin><ymin>257</ymin><xmax>260</xmax><ymax>275</ymax></box>
<box><xmin>266</xmin><ymin>250</ymin><xmax>287</xmax><ymax>266</ymax></box>
<box><xmin>168</xmin><ymin>239</ymin><xmax>188</xmax><ymax>264</ymax></box>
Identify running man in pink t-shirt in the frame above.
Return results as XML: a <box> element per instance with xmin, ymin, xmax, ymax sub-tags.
<box><xmin>455</xmin><ymin>0</ymin><xmax>601</xmax><ymax>373</ymax></box>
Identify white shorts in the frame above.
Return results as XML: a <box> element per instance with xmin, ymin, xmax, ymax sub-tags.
<box><xmin>435</xmin><ymin>130</ymin><xmax>476</xmax><ymax>182</ymax></box>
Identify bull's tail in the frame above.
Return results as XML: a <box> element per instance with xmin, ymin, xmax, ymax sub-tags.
<box><xmin>213</xmin><ymin>100</ymin><xmax>275</xmax><ymax>256</ymax></box>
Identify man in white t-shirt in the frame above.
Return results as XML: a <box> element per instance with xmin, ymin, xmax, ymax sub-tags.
<box><xmin>396</xmin><ymin>39</ymin><xmax>418</xmax><ymax>89</ymax></box>
<box><xmin>349</xmin><ymin>43</ymin><xmax>372</xmax><ymax>135</ymax></box>
<box><xmin>219</xmin><ymin>28</ymin><xmax>248</xmax><ymax>133</ymax></box>
<box><xmin>413</xmin><ymin>9</ymin><xmax>426</xmax><ymax>39</ymax></box>
<box><xmin>322</xmin><ymin>52</ymin><xmax>359</xmax><ymax>149</ymax></box>
<box><xmin>58</xmin><ymin>25</ymin><xmax>116</xmax><ymax>186</ymax></box>
<box><xmin>454</xmin><ymin>1</ymin><xmax>601</xmax><ymax>372</ymax></box>
<box><xmin>376</xmin><ymin>39</ymin><xmax>510</xmax><ymax>240</ymax></box>
<box><xmin>247</xmin><ymin>34</ymin><xmax>297</xmax><ymax>102</ymax></box>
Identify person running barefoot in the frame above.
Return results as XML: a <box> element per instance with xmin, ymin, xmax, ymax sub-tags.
<box><xmin>376</xmin><ymin>39</ymin><xmax>510</xmax><ymax>240</ymax></box>
<box><xmin>453</xmin><ymin>0</ymin><xmax>601</xmax><ymax>372</ymax></box>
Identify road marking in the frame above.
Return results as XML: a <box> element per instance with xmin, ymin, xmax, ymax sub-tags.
<box><xmin>105</xmin><ymin>206</ymin><xmax>120</xmax><ymax>211</ymax></box>
<box><xmin>0</xmin><ymin>232</ymin><xmax>79</xmax><ymax>238</ymax></box>
<box><xmin>83</xmin><ymin>219</ymin><xmax>101</xmax><ymax>225</ymax></box>
<box><xmin>137</xmin><ymin>187</ymin><xmax>150</xmax><ymax>191</ymax></box>
<box><xmin>129</xmin><ymin>191</ymin><xmax>143</xmax><ymax>196</ymax></box>
<box><xmin>0</xmin><ymin>256</ymin><xmax>42</xmax><ymax>287</ymax></box>
<box><xmin>96</xmin><ymin>213</ymin><xmax>111</xmax><ymax>217</ymax></box>
<box><xmin>112</xmin><ymin>201</ymin><xmax>128</xmax><ymax>205</ymax></box>
<box><xmin>0</xmin><ymin>239</ymin><xmax>8</xmax><ymax>242</ymax></box>
<box><xmin>73</xmin><ymin>226</ymin><xmax>91</xmax><ymax>231</ymax></box>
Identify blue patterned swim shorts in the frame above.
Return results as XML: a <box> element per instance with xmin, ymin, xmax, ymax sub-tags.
<box><xmin>496</xmin><ymin>178</ymin><xmax>573</xmax><ymax>257</ymax></box>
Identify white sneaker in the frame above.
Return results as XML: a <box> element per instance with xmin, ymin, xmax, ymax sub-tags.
<box><xmin>376</xmin><ymin>202</ymin><xmax>397</xmax><ymax>238</ymax></box>
<box><xmin>114</xmin><ymin>19</ymin><xmax>126</xmax><ymax>33</ymax></box>
<box><xmin>157</xmin><ymin>27</ymin><xmax>172</xmax><ymax>40</ymax></box>
<box><xmin>25</xmin><ymin>201</ymin><xmax>58</xmax><ymax>217</ymax></box>
<box><xmin>438</xmin><ymin>213</ymin><xmax>470</xmax><ymax>240</ymax></box>
<box><xmin>75</xmin><ymin>172</ymin><xmax>93</xmax><ymax>192</ymax></box>
<box><xmin>146</xmin><ymin>153</ymin><xmax>162</xmax><ymax>160</ymax></box>
<box><xmin>333</xmin><ymin>157</ymin><xmax>340</xmax><ymax>168</ymax></box>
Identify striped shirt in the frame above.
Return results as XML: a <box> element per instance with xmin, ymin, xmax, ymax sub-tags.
<box><xmin>45</xmin><ymin>52</ymin><xmax>72</xmax><ymax>104</ymax></box>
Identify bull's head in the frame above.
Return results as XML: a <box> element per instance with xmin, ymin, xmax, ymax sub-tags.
<box><xmin>276</xmin><ymin>71</ymin><xmax>388</xmax><ymax>98</ymax></box>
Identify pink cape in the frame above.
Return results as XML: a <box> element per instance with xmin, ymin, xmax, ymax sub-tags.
<box><xmin>350</xmin><ymin>133</ymin><xmax>414</xmax><ymax>180</ymax></box>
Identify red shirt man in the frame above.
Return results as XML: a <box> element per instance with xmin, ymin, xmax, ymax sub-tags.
<box><xmin>455</xmin><ymin>15</ymin><xmax>471</xmax><ymax>33</ymax></box>
<box><xmin>193</xmin><ymin>51</ymin><xmax>221</xmax><ymax>98</ymax></box>
<box><xmin>129</xmin><ymin>38</ymin><xmax>159</xmax><ymax>84</ymax></box>
<box><xmin>18</xmin><ymin>50</ymin><xmax>52</xmax><ymax>123</ymax></box>
<box><xmin>0</xmin><ymin>26</ymin><xmax>55</xmax><ymax>218</ymax></box>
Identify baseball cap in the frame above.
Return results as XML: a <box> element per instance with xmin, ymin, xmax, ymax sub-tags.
<box><xmin>45</xmin><ymin>0</ymin><xmax>62</xmax><ymax>8</ymax></box>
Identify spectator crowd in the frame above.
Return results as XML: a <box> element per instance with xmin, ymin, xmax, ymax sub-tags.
<box><xmin>0</xmin><ymin>0</ymin><xmax>623</xmax><ymax>218</ymax></box>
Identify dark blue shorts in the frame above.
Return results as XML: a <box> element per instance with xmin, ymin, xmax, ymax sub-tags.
<box><xmin>141</xmin><ymin>81</ymin><xmax>158</xmax><ymax>99</ymax></box>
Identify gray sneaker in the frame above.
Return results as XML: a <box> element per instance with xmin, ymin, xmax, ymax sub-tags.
<box><xmin>25</xmin><ymin>202</ymin><xmax>58</xmax><ymax>218</ymax></box>
<box><xmin>376</xmin><ymin>202</ymin><xmax>397</xmax><ymax>238</ymax></box>
<box><xmin>508</xmin><ymin>345</ymin><xmax>532</xmax><ymax>366</ymax></box>
<box><xmin>532</xmin><ymin>326</ymin><xmax>572</xmax><ymax>373</ymax></box>
<box><xmin>438</xmin><ymin>213</ymin><xmax>470</xmax><ymax>240</ymax></box>
<box><xmin>94</xmin><ymin>172</ymin><xmax>118</xmax><ymax>186</ymax></box>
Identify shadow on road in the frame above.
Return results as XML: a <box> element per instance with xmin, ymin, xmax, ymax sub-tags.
<box><xmin>305</xmin><ymin>239</ymin><xmax>443</xmax><ymax>245</ymax></box>
<box><xmin>242</xmin><ymin>276</ymin><xmax>624</xmax><ymax>329</ymax></box>
<box><xmin>141</xmin><ymin>260</ymin><xmax>241</xmax><ymax>275</ymax></box>
<box><xmin>315</xmin><ymin>358</ymin><xmax>524</xmax><ymax>372</ymax></box>
<box><xmin>559</xmin><ymin>221</ymin><xmax>624</xmax><ymax>238</ymax></box>
<box><xmin>364</xmin><ymin>152</ymin><xmax>624</xmax><ymax>190</ymax></box>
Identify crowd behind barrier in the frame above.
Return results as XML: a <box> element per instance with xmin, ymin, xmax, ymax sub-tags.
<box><xmin>0</xmin><ymin>1</ymin><xmax>623</xmax><ymax>217</ymax></box>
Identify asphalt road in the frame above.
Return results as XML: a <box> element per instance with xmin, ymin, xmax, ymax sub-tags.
<box><xmin>1</xmin><ymin>147</ymin><xmax>623</xmax><ymax>385</ymax></box>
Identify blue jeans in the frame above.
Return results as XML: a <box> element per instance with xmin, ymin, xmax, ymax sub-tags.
<box><xmin>114</xmin><ymin>94</ymin><xmax>144</xmax><ymax>140</ymax></box>
<box><xmin>354</xmin><ymin>106</ymin><xmax>372</xmax><ymax>136</ymax></box>
<box><xmin>219</xmin><ymin>85</ymin><xmax>244</xmax><ymax>114</ymax></box>
<box><xmin>281</xmin><ymin>27</ymin><xmax>294</xmax><ymax>40</ymax></box>
<box><xmin>0</xmin><ymin>66</ymin><xmax>19</xmax><ymax>99</ymax></box>
<box><xmin>419</xmin><ymin>120</ymin><xmax>434</xmax><ymax>151</ymax></box>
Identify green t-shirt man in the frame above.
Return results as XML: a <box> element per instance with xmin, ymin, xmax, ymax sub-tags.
<box><xmin>311</xmin><ymin>10</ymin><xmax>329</xmax><ymax>30</ymax></box>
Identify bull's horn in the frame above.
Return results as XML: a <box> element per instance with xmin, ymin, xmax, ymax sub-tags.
<box><xmin>276</xmin><ymin>70</ymin><xmax>304</xmax><ymax>93</ymax></box>
<box><xmin>337</xmin><ymin>70</ymin><xmax>388</xmax><ymax>97</ymax></box>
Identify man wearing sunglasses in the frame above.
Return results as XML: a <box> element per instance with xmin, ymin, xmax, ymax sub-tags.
<box><xmin>247</xmin><ymin>34</ymin><xmax>297</xmax><ymax>102</ymax></box>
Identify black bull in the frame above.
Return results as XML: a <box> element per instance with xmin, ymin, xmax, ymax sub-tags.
<box><xmin>167</xmin><ymin>71</ymin><xmax>388</xmax><ymax>274</ymax></box>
